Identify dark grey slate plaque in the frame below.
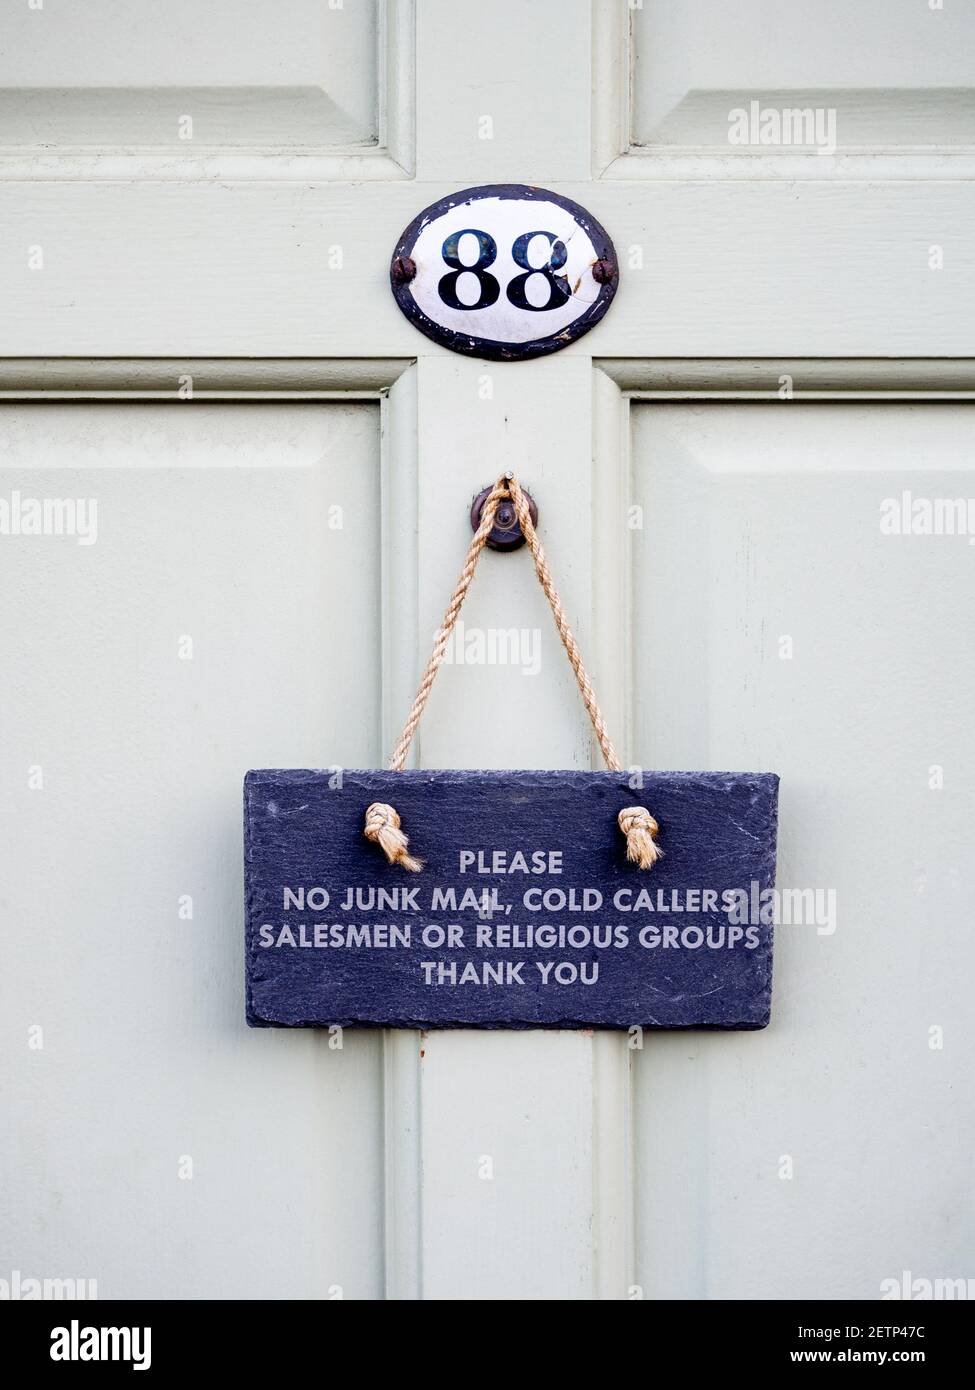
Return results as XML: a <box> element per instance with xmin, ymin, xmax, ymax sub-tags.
<box><xmin>244</xmin><ymin>769</ymin><xmax>779</xmax><ymax>1030</ymax></box>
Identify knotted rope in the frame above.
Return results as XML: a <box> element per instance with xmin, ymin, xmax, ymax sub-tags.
<box><xmin>365</xmin><ymin>472</ymin><xmax>661</xmax><ymax>871</ymax></box>
<box><xmin>364</xmin><ymin>801</ymin><xmax>423</xmax><ymax>873</ymax></box>
<box><xmin>618</xmin><ymin>806</ymin><xmax>662</xmax><ymax>870</ymax></box>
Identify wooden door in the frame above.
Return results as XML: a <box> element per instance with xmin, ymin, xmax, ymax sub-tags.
<box><xmin>1</xmin><ymin>0</ymin><xmax>972</xmax><ymax>1301</ymax></box>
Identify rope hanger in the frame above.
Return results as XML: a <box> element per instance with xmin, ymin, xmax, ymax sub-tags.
<box><xmin>364</xmin><ymin>472</ymin><xmax>661</xmax><ymax>872</ymax></box>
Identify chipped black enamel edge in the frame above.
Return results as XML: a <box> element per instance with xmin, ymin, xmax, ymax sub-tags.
<box><xmin>389</xmin><ymin>183</ymin><xmax>620</xmax><ymax>362</ymax></box>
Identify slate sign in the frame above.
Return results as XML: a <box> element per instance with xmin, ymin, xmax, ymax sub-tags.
<box><xmin>245</xmin><ymin>769</ymin><xmax>779</xmax><ymax>1030</ymax></box>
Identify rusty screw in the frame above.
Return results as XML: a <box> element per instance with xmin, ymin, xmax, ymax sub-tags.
<box><xmin>592</xmin><ymin>258</ymin><xmax>616</xmax><ymax>285</ymax></box>
<box><xmin>391</xmin><ymin>255</ymin><xmax>417</xmax><ymax>284</ymax></box>
<box><xmin>495</xmin><ymin>500</ymin><xmax>517</xmax><ymax>530</ymax></box>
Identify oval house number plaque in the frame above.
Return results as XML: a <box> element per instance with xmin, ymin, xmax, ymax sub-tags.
<box><xmin>390</xmin><ymin>184</ymin><xmax>618</xmax><ymax>361</ymax></box>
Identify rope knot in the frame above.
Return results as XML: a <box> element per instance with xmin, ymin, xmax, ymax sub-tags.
<box><xmin>364</xmin><ymin>802</ymin><xmax>423</xmax><ymax>873</ymax></box>
<box><xmin>618</xmin><ymin>806</ymin><xmax>662</xmax><ymax>870</ymax></box>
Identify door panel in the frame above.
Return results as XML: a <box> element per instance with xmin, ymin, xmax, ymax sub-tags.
<box><xmin>629</xmin><ymin>402</ymin><xmax>974</xmax><ymax>1298</ymax></box>
<box><xmin>3</xmin><ymin>180</ymin><xmax>971</xmax><ymax>353</ymax></box>
<box><xmin>0</xmin><ymin>403</ymin><xmax>385</xmax><ymax>1298</ymax></box>
<box><xmin>1</xmin><ymin>0</ymin><xmax>379</xmax><ymax>149</ymax></box>
<box><xmin>633</xmin><ymin>0</ymin><xmax>975</xmax><ymax>149</ymax></box>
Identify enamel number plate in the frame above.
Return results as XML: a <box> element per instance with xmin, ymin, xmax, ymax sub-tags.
<box><xmin>389</xmin><ymin>184</ymin><xmax>619</xmax><ymax>362</ymax></box>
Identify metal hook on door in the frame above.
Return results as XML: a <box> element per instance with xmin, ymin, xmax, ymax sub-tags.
<box><xmin>470</xmin><ymin>483</ymin><xmax>538</xmax><ymax>552</ymax></box>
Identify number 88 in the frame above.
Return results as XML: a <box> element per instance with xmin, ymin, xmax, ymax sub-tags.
<box><xmin>438</xmin><ymin>229</ymin><xmax>572</xmax><ymax>313</ymax></box>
